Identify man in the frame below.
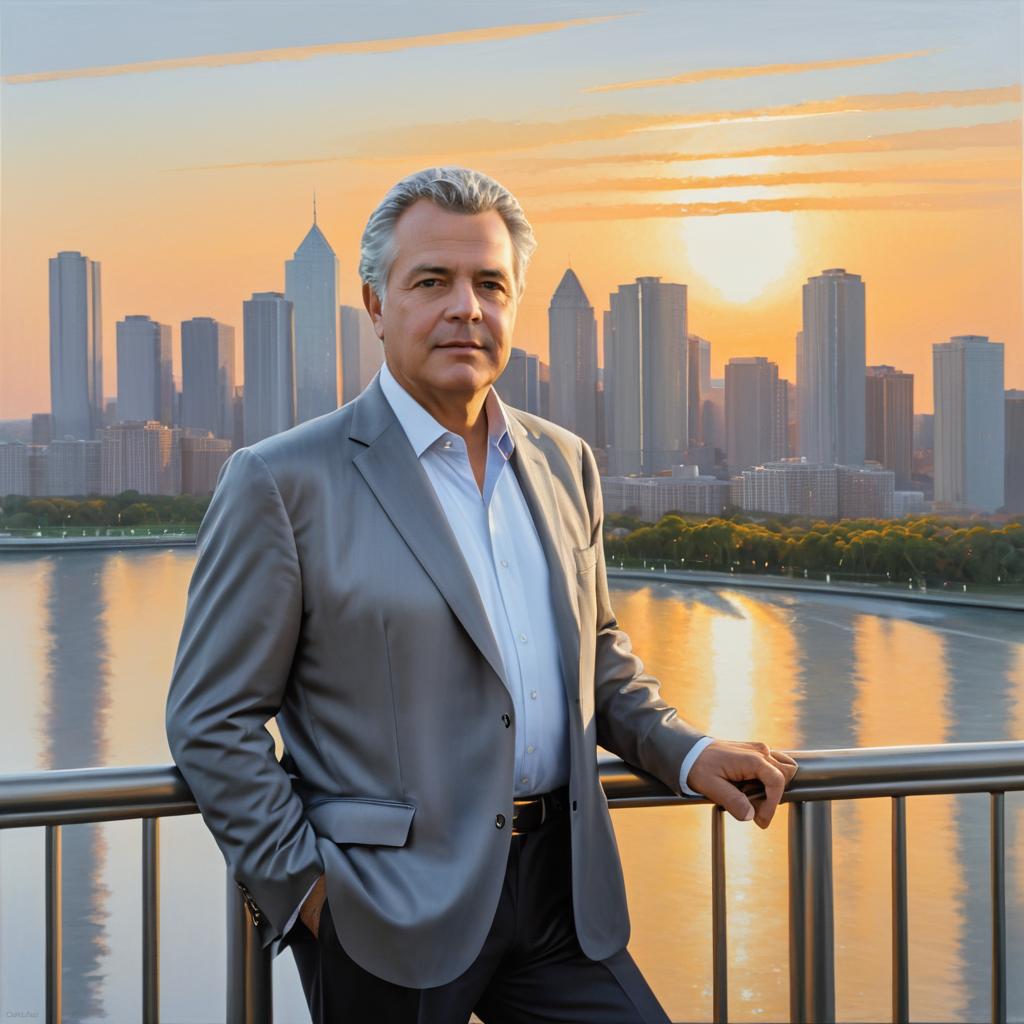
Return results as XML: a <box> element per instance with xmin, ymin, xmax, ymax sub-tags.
<box><xmin>166</xmin><ymin>167</ymin><xmax>798</xmax><ymax>1022</ymax></box>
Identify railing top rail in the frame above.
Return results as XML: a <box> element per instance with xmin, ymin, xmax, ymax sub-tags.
<box><xmin>2</xmin><ymin>741</ymin><xmax>1023</xmax><ymax>828</ymax></box>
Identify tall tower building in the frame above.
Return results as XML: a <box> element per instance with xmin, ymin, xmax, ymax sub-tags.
<box><xmin>548</xmin><ymin>269</ymin><xmax>598</xmax><ymax>443</ymax></box>
<box><xmin>686</xmin><ymin>334</ymin><xmax>711</xmax><ymax>446</ymax></box>
<box><xmin>181</xmin><ymin>317</ymin><xmax>236</xmax><ymax>438</ymax></box>
<box><xmin>243</xmin><ymin>292</ymin><xmax>295</xmax><ymax>445</ymax></box>
<box><xmin>340</xmin><ymin>305</ymin><xmax>383</xmax><ymax>403</ymax></box>
<box><xmin>798</xmin><ymin>268</ymin><xmax>866</xmax><ymax>465</ymax></box>
<box><xmin>1005</xmin><ymin>390</ymin><xmax>1024</xmax><ymax>513</ymax></box>
<box><xmin>933</xmin><ymin>334</ymin><xmax>1005</xmax><ymax>513</ymax></box>
<box><xmin>285</xmin><ymin>201</ymin><xmax>339</xmax><ymax>423</ymax></box>
<box><xmin>606</xmin><ymin>276</ymin><xmax>687</xmax><ymax>475</ymax></box>
<box><xmin>725</xmin><ymin>357</ymin><xmax>781</xmax><ymax>473</ymax></box>
<box><xmin>49</xmin><ymin>251</ymin><xmax>103</xmax><ymax>440</ymax></box>
<box><xmin>865</xmin><ymin>365</ymin><xmax>914</xmax><ymax>488</ymax></box>
<box><xmin>116</xmin><ymin>315</ymin><xmax>173</xmax><ymax>426</ymax></box>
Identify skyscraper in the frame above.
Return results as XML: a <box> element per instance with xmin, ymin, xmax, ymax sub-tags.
<box><xmin>1005</xmin><ymin>390</ymin><xmax>1024</xmax><ymax>513</ymax></box>
<box><xmin>243</xmin><ymin>292</ymin><xmax>295</xmax><ymax>445</ymax></box>
<box><xmin>798</xmin><ymin>268</ymin><xmax>866</xmax><ymax>465</ymax></box>
<box><xmin>49</xmin><ymin>251</ymin><xmax>103</xmax><ymax>440</ymax></box>
<box><xmin>116</xmin><ymin>315</ymin><xmax>173</xmax><ymax>426</ymax></box>
<box><xmin>496</xmin><ymin>347</ymin><xmax>529</xmax><ymax>407</ymax></box>
<box><xmin>687</xmin><ymin>334</ymin><xmax>711</xmax><ymax>446</ymax></box>
<box><xmin>181</xmin><ymin>317</ymin><xmax>236</xmax><ymax>438</ymax></box>
<box><xmin>606</xmin><ymin>276</ymin><xmax>687</xmax><ymax>475</ymax></box>
<box><xmin>933</xmin><ymin>334</ymin><xmax>1005</xmax><ymax>513</ymax></box>
<box><xmin>340</xmin><ymin>305</ymin><xmax>383</xmax><ymax>403</ymax></box>
<box><xmin>548</xmin><ymin>269</ymin><xmax>598</xmax><ymax>443</ymax></box>
<box><xmin>285</xmin><ymin>203</ymin><xmax>339</xmax><ymax>422</ymax></box>
<box><xmin>725</xmin><ymin>356</ymin><xmax>780</xmax><ymax>472</ymax></box>
<box><xmin>865</xmin><ymin>365</ymin><xmax>914</xmax><ymax>489</ymax></box>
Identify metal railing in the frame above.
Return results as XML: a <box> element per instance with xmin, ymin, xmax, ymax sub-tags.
<box><xmin>1</xmin><ymin>740</ymin><xmax>1022</xmax><ymax>1024</ymax></box>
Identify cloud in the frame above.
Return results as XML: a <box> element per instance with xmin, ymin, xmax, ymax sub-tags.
<box><xmin>502</xmin><ymin>119</ymin><xmax>1023</xmax><ymax>169</ymax></box>
<box><xmin>3</xmin><ymin>15</ymin><xmax>624</xmax><ymax>85</ymax></box>
<box><xmin>531</xmin><ymin>189</ymin><xmax>1020</xmax><ymax>221</ymax></box>
<box><xmin>344</xmin><ymin>84</ymin><xmax>1022</xmax><ymax>158</ymax></box>
<box><xmin>585</xmin><ymin>49</ymin><xmax>937</xmax><ymax>94</ymax></box>
<box><xmin>516</xmin><ymin>159</ymin><xmax>1021</xmax><ymax>194</ymax></box>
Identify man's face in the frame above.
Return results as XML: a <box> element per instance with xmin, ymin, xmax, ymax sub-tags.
<box><xmin>363</xmin><ymin>199</ymin><xmax>518</xmax><ymax>405</ymax></box>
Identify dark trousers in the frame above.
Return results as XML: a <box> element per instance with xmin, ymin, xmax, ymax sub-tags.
<box><xmin>291</xmin><ymin>807</ymin><xmax>671</xmax><ymax>1023</ymax></box>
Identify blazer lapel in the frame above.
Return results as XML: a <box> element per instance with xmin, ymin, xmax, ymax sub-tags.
<box><xmin>505</xmin><ymin>414</ymin><xmax>583</xmax><ymax>701</ymax></box>
<box><xmin>349</xmin><ymin>378</ymin><xmax>511</xmax><ymax>697</ymax></box>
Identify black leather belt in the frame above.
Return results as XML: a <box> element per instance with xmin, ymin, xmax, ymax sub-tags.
<box><xmin>512</xmin><ymin>785</ymin><xmax>569</xmax><ymax>834</ymax></box>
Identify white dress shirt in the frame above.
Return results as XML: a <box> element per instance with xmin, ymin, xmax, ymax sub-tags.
<box><xmin>287</xmin><ymin>364</ymin><xmax>712</xmax><ymax>932</ymax></box>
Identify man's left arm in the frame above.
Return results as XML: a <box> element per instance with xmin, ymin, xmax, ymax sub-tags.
<box><xmin>579</xmin><ymin>440</ymin><xmax>797</xmax><ymax>827</ymax></box>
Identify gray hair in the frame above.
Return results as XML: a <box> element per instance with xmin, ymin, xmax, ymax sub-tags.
<box><xmin>359</xmin><ymin>167</ymin><xmax>537</xmax><ymax>303</ymax></box>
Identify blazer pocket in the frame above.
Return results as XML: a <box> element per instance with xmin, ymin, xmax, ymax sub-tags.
<box><xmin>305</xmin><ymin>796</ymin><xmax>416</xmax><ymax>847</ymax></box>
<box><xmin>573</xmin><ymin>542</ymin><xmax>599</xmax><ymax>575</ymax></box>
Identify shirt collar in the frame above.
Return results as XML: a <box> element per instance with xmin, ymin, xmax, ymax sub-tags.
<box><xmin>378</xmin><ymin>359</ymin><xmax>515</xmax><ymax>462</ymax></box>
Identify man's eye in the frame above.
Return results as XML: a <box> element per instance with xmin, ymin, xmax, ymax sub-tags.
<box><xmin>416</xmin><ymin>279</ymin><xmax>441</xmax><ymax>287</ymax></box>
<box><xmin>481</xmin><ymin>281</ymin><xmax>504</xmax><ymax>291</ymax></box>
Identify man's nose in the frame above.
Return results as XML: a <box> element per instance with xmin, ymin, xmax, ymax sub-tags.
<box><xmin>445</xmin><ymin>279</ymin><xmax>483</xmax><ymax>321</ymax></box>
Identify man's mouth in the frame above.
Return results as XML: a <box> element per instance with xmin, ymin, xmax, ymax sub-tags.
<box><xmin>437</xmin><ymin>341</ymin><xmax>484</xmax><ymax>350</ymax></box>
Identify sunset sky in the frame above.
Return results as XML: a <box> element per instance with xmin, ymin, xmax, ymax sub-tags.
<box><xmin>1</xmin><ymin>0</ymin><xmax>1021</xmax><ymax>418</ymax></box>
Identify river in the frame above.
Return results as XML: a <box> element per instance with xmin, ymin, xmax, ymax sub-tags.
<box><xmin>1</xmin><ymin>549</ymin><xmax>1022</xmax><ymax>1022</ymax></box>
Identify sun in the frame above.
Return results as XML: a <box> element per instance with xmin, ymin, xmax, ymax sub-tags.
<box><xmin>681</xmin><ymin>212</ymin><xmax>798</xmax><ymax>304</ymax></box>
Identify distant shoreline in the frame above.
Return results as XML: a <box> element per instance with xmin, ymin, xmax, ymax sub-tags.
<box><xmin>608</xmin><ymin>566</ymin><xmax>1024</xmax><ymax>611</ymax></box>
<box><xmin>0</xmin><ymin>533</ymin><xmax>197</xmax><ymax>552</ymax></box>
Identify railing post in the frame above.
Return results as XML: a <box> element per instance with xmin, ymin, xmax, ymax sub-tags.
<box><xmin>711</xmin><ymin>806</ymin><xmax>728</xmax><ymax>1024</ymax></box>
<box><xmin>991</xmin><ymin>792</ymin><xmax>1006</xmax><ymax>1024</ymax></box>
<box><xmin>788</xmin><ymin>801</ymin><xmax>835</xmax><ymax>1024</ymax></box>
<box><xmin>226</xmin><ymin>872</ymin><xmax>272</xmax><ymax>1024</ymax></box>
<box><xmin>891</xmin><ymin>797</ymin><xmax>909</xmax><ymax>1023</ymax></box>
<box><xmin>45</xmin><ymin>824</ymin><xmax>62</xmax><ymax>1024</ymax></box>
<box><xmin>142</xmin><ymin>818</ymin><xmax>160</xmax><ymax>1023</ymax></box>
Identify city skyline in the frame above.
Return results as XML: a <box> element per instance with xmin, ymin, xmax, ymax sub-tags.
<box><xmin>2</xmin><ymin>1</ymin><xmax>1021</xmax><ymax>419</ymax></box>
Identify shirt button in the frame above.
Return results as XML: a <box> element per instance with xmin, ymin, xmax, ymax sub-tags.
<box><xmin>501</xmin><ymin>713</ymin><xmax>511</xmax><ymax>728</ymax></box>
<box><xmin>526</xmin><ymin>745</ymin><xmax>535</xmax><ymax>754</ymax></box>
<box><xmin>442</xmin><ymin>439</ymin><xmax>453</xmax><ymax>449</ymax></box>
<box><xmin>521</xmin><ymin>776</ymin><xmax>529</xmax><ymax>784</ymax></box>
<box><xmin>530</xmin><ymin>690</ymin><xmax>538</xmax><ymax>700</ymax></box>
<box><xmin>518</xmin><ymin>633</ymin><xmax>527</xmax><ymax>643</ymax></box>
<box><xmin>500</xmin><ymin>559</ymin><xmax>509</xmax><ymax>568</ymax></box>
<box><xmin>495</xmin><ymin>814</ymin><xmax>506</xmax><ymax>829</ymax></box>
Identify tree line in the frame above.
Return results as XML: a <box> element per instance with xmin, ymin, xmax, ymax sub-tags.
<box><xmin>0</xmin><ymin>492</ymin><xmax>211</xmax><ymax>529</ymax></box>
<box><xmin>604</xmin><ymin>513</ymin><xmax>1024</xmax><ymax>586</ymax></box>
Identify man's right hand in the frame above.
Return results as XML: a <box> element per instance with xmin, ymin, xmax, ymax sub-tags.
<box><xmin>299</xmin><ymin>873</ymin><xmax>328</xmax><ymax>938</ymax></box>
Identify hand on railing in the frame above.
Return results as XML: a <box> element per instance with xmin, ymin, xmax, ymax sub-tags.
<box><xmin>686</xmin><ymin>740</ymin><xmax>798</xmax><ymax>828</ymax></box>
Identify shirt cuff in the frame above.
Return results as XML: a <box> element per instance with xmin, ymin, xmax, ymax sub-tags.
<box><xmin>678</xmin><ymin>736</ymin><xmax>716</xmax><ymax>797</ymax></box>
<box><xmin>284</xmin><ymin>877</ymin><xmax>320</xmax><ymax>938</ymax></box>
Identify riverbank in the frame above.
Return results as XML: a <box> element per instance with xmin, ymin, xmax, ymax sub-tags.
<box><xmin>3</xmin><ymin>535</ymin><xmax>1021</xmax><ymax>610</ymax></box>
<box><xmin>0</xmin><ymin>533</ymin><xmax>196</xmax><ymax>552</ymax></box>
<box><xmin>608</xmin><ymin>566</ymin><xmax>1024</xmax><ymax>611</ymax></box>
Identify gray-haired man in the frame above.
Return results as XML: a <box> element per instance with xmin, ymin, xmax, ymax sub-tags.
<box><xmin>166</xmin><ymin>167</ymin><xmax>797</xmax><ymax>1022</ymax></box>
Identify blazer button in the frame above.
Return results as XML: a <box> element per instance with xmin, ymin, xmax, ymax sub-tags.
<box><xmin>495</xmin><ymin>813</ymin><xmax>506</xmax><ymax>828</ymax></box>
<box><xmin>501</xmin><ymin>713</ymin><xmax>511</xmax><ymax>728</ymax></box>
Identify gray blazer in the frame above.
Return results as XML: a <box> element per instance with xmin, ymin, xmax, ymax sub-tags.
<box><xmin>165</xmin><ymin>371</ymin><xmax>703</xmax><ymax>989</ymax></box>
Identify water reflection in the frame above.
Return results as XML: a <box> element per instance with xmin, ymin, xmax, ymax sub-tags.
<box><xmin>40</xmin><ymin>554</ymin><xmax>112</xmax><ymax>1022</ymax></box>
<box><xmin>0</xmin><ymin>557</ymin><xmax>1021</xmax><ymax>1023</ymax></box>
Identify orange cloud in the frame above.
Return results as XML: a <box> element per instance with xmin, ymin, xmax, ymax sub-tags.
<box><xmin>516</xmin><ymin>158</ymin><xmax>1021</xmax><ymax>194</ymax></box>
<box><xmin>637</xmin><ymin>85</ymin><xmax>1022</xmax><ymax>133</ymax></box>
<box><xmin>586</xmin><ymin>49</ymin><xmax>937</xmax><ymax>94</ymax></box>
<box><xmin>2</xmin><ymin>14</ymin><xmax>625</xmax><ymax>85</ymax></box>
<box><xmin>343</xmin><ymin>84</ymin><xmax>1022</xmax><ymax>158</ymax></box>
<box><xmin>503</xmin><ymin>119</ymin><xmax>1023</xmax><ymax>168</ymax></box>
<box><xmin>531</xmin><ymin>189</ymin><xmax>1020</xmax><ymax>221</ymax></box>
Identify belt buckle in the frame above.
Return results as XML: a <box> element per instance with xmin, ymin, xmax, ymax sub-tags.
<box><xmin>539</xmin><ymin>795</ymin><xmax>547</xmax><ymax>826</ymax></box>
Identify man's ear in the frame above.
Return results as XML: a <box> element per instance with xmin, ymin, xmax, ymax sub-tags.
<box><xmin>362</xmin><ymin>282</ymin><xmax>385</xmax><ymax>341</ymax></box>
